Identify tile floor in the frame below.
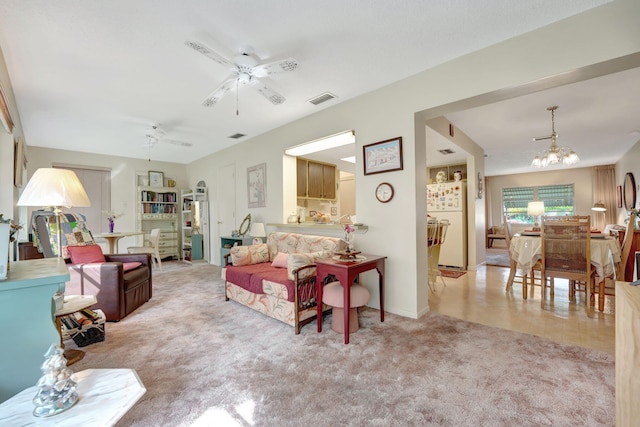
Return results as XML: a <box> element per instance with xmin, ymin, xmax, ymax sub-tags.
<box><xmin>428</xmin><ymin>264</ymin><xmax>615</xmax><ymax>354</ymax></box>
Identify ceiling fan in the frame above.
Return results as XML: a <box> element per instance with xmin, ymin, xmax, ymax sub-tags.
<box><xmin>185</xmin><ymin>40</ymin><xmax>298</xmax><ymax>114</ymax></box>
<box><xmin>144</xmin><ymin>124</ymin><xmax>192</xmax><ymax>148</ymax></box>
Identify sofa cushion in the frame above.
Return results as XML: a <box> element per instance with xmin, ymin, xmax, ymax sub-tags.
<box><xmin>230</xmin><ymin>243</ymin><xmax>270</xmax><ymax>266</ymax></box>
<box><xmin>297</xmin><ymin>234</ymin><xmax>345</xmax><ymax>254</ymax></box>
<box><xmin>252</xmin><ymin>268</ymin><xmax>295</xmax><ymax>302</ymax></box>
<box><xmin>271</xmin><ymin>252</ymin><xmax>288</xmax><ymax>268</ymax></box>
<box><xmin>225</xmin><ymin>263</ymin><xmax>275</xmax><ymax>294</ymax></box>
<box><xmin>67</xmin><ymin>244</ymin><xmax>106</xmax><ymax>264</ymax></box>
<box><xmin>123</xmin><ymin>262</ymin><xmax>142</xmax><ymax>272</ymax></box>
<box><xmin>267</xmin><ymin>232</ymin><xmax>301</xmax><ymax>261</ymax></box>
<box><xmin>287</xmin><ymin>250</ymin><xmax>332</xmax><ymax>280</ymax></box>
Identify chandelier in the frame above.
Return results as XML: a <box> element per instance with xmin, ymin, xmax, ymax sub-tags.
<box><xmin>531</xmin><ymin>106</ymin><xmax>579</xmax><ymax>168</ymax></box>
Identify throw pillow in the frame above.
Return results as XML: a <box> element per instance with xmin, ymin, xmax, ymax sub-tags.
<box><xmin>287</xmin><ymin>250</ymin><xmax>332</xmax><ymax>280</ymax></box>
<box><xmin>67</xmin><ymin>245</ymin><xmax>106</xmax><ymax>264</ymax></box>
<box><xmin>230</xmin><ymin>243</ymin><xmax>269</xmax><ymax>266</ymax></box>
<box><xmin>123</xmin><ymin>262</ymin><xmax>142</xmax><ymax>272</ymax></box>
<box><xmin>271</xmin><ymin>252</ymin><xmax>288</xmax><ymax>268</ymax></box>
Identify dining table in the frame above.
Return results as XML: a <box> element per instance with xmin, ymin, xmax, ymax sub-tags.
<box><xmin>94</xmin><ymin>231</ymin><xmax>143</xmax><ymax>254</ymax></box>
<box><xmin>509</xmin><ymin>233</ymin><xmax>621</xmax><ymax>305</ymax></box>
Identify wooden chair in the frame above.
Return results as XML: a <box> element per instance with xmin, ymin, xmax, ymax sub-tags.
<box><xmin>594</xmin><ymin>219</ymin><xmax>634</xmax><ymax>311</ymax></box>
<box><xmin>127</xmin><ymin>228</ymin><xmax>162</xmax><ymax>270</ymax></box>
<box><xmin>427</xmin><ymin>218</ymin><xmax>449</xmax><ymax>292</ymax></box>
<box><xmin>504</xmin><ymin>216</ymin><xmax>541</xmax><ymax>299</ymax></box>
<box><xmin>540</xmin><ymin>215</ymin><xmax>595</xmax><ymax>308</ymax></box>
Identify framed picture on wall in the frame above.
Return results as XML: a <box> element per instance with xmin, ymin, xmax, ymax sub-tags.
<box><xmin>363</xmin><ymin>136</ymin><xmax>403</xmax><ymax>175</ymax></box>
<box><xmin>247</xmin><ymin>163</ymin><xmax>267</xmax><ymax>208</ymax></box>
<box><xmin>14</xmin><ymin>137</ymin><xmax>25</xmax><ymax>188</ymax></box>
<box><xmin>148</xmin><ymin>170</ymin><xmax>164</xmax><ymax>187</ymax></box>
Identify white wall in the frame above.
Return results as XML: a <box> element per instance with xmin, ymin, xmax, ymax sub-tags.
<box><xmin>187</xmin><ymin>0</ymin><xmax>640</xmax><ymax>319</ymax></box>
<box><xmin>27</xmin><ymin>147</ymin><xmax>188</xmax><ymax>252</ymax></box>
<box><xmin>2</xmin><ymin>0</ymin><xmax>639</xmax><ymax>319</ymax></box>
<box><xmin>615</xmin><ymin>140</ymin><xmax>640</xmax><ymax>223</ymax></box>
<box><xmin>487</xmin><ymin>167</ymin><xmax>594</xmax><ymax>234</ymax></box>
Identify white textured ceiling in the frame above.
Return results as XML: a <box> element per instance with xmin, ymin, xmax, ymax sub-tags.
<box><xmin>0</xmin><ymin>0</ymin><xmax>612</xmax><ymax>166</ymax></box>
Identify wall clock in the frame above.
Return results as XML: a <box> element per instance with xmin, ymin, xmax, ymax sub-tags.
<box><xmin>375</xmin><ymin>182</ymin><xmax>394</xmax><ymax>203</ymax></box>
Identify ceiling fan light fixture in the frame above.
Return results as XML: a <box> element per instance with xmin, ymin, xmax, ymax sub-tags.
<box><xmin>530</xmin><ymin>106</ymin><xmax>579</xmax><ymax>169</ymax></box>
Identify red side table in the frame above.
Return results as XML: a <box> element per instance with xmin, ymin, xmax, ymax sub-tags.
<box><xmin>316</xmin><ymin>254</ymin><xmax>386</xmax><ymax>344</ymax></box>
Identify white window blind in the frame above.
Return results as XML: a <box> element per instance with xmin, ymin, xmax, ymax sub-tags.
<box><xmin>503</xmin><ymin>184</ymin><xmax>574</xmax><ymax>224</ymax></box>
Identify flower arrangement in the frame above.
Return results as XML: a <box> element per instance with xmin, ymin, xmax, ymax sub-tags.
<box><xmin>0</xmin><ymin>214</ymin><xmax>23</xmax><ymax>242</ymax></box>
<box><xmin>344</xmin><ymin>223</ymin><xmax>355</xmax><ymax>252</ymax></box>
<box><xmin>102</xmin><ymin>210</ymin><xmax>123</xmax><ymax>233</ymax></box>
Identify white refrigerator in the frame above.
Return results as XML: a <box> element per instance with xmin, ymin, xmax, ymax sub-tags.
<box><xmin>426</xmin><ymin>182</ymin><xmax>467</xmax><ymax>269</ymax></box>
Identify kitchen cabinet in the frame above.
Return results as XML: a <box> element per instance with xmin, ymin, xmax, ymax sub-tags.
<box><xmin>297</xmin><ymin>158</ymin><xmax>308</xmax><ymax>197</ymax></box>
<box><xmin>297</xmin><ymin>158</ymin><xmax>336</xmax><ymax>200</ymax></box>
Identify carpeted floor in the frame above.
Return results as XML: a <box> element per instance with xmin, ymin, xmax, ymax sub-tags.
<box><xmin>486</xmin><ymin>247</ymin><xmax>510</xmax><ymax>267</ymax></box>
<box><xmin>69</xmin><ymin>261</ymin><xmax>614</xmax><ymax>426</ymax></box>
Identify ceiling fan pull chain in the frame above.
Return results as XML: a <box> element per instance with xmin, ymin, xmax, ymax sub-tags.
<box><xmin>236</xmin><ymin>79</ymin><xmax>240</xmax><ymax>116</ymax></box>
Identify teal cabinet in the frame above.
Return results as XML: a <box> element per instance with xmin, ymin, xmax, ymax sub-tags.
<box><xmin>0</xmin><ymin>258</ymin><xmax>70</xmax><ymax>402</ymax></box>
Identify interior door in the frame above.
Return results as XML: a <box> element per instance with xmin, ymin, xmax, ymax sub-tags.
<box><xmin>217</xmin><ymin>162</ymin><xmax>236</xmax><ymax>240</ymax></box>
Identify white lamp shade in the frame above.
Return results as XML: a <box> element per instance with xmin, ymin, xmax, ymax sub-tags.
<box><xmin>17</xmin><ymin>168</ymin><xmax>91</xmax><ymax>207</ymax></box>
<box><xmin>527</xmin><ymin>201</ymin><xmax>545</xmax><ymax>216</ymax></box>
<box><xmin>249</xmin><ymin>222</ymin><xmax>266</xmax><ymax>237</ymax></box>
<box><xmin>592</xmin><ymin>201</ymin><xmax>607</xmax><ymax>212</ymax></box>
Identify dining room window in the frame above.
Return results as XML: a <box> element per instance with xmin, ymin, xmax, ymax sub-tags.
<box><xmin>503</xmin><ymin>184</ymin><xmax>574</xmax><ymax>224</ymax></box>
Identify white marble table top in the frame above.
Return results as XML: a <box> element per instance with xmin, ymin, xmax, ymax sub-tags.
<box><xmin>0</xmin><ymin>368</ymin><xmax>146</xmax><ymax>426</ymax></box>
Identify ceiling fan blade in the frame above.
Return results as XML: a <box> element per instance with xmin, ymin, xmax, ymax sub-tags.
<box><xmin>164</xmin><ymin>139</ymin><xmax>193</xmax><ymax>147</ymax></box>
<box><xmin>185</xmin><ymin>40</ymin><xmax>233</xmax><ymax>67</ymax></box>
<box><xmin>251</xmin><ymin>78</ymin><xmax>285</xmax><ymax>105</ymax></box>
<box><xmin>143</xmin><ymin>138</ymin><xmax>158</xmax><ymax>148</ymax></box>
<box><xmin>252</xmin><ymin>57</ymin><xmax>298</xmax><ymax>77</ymax></box>
<box><xmin>202</xmin><ymin>77</ymin><xmax>236</xmax><ymax>107</ymax></box>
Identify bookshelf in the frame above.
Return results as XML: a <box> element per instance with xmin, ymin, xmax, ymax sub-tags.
<box><xmin>181</xmin><ymin>183</ymin><xmax>208</xmax><ymax>263</ymax></box>
<box><xmin>135</xmin><ymin>172</ymin><xmax>179</xmax><ymax>260</ymax></box>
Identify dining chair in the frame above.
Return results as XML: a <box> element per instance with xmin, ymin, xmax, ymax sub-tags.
<box><xmin>127</xmin><ymin>228</ymin><xmax>162</xmax><ymax>270</ymax></box>
<box><xmin>595</xmin><ymin>218</ymin><xmax>634</xmax><ymax>311</ymax></box>
<box><xmin>540</xmin><ymin>215</ymin><xmax>595</xmax><ymax>308</ymax></box>
<box><xmin>427</xmin><ymin>218</ymin><xmax>449</xmax><ymax>292</ymax></box>
<box><xmin>504</xmin><ymin>216</ymin><xmax>542</xmax><ymax>299</ymax></box>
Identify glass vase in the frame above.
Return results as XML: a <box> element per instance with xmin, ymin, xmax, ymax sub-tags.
<box><xmin>108</xmin><ymin>220</ymin><xmax>115</xmax><ymax>233</ymax></box>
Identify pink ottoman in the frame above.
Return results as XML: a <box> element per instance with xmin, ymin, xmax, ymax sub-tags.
<box><xmin>322</xmin><ymin>281</ymin><xmax>371</xmax><ymax>333</ymax></box>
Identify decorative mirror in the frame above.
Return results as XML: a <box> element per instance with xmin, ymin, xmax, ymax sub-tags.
<box><xmin>238</xmin><ymin>214</ymin><xmax>252</xmax><ymax>236</ymax></box>
<box><xmin>623</xmin><ymin>172</ymin><xmax>636</xmax><ymax>211</ymax></box>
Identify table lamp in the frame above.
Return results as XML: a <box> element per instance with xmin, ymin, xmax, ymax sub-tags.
<box><xmin>17</xmin><ymin>168</ymin><xmax>91</xmax><ymax>257</ymax></box>
<box><xmin>249</xmin><ymin>222</ymin><xmax>266</xmax><ymax>245</ymax></box>
<box><xmin>527</xmin><ymin>201</ymin><xmax>545</xmax><ymax>231</ymax></box>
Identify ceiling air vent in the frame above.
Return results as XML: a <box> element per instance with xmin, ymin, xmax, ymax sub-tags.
<box><xmin>438</xmin><ymin>148</ymin><xmax>455</xmax><ymax>155</ymax></box>
<box><xmin>307</xmin><ymin>92</ymin><xmax>337</xmax><ymax>106</ymax></box>
<box><xmin>228</xmin><ymin>133</ymin><xmax>246</xmax><ymax>139</ymax></box>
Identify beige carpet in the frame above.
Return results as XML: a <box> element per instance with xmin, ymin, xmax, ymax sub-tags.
<box><xmin>69</xmin><ymin>261</ymin><xmax>614</xmax><ymax>426</ymax></box>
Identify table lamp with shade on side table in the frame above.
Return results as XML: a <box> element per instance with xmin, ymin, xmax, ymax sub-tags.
<box><xmin>527</xmin><ymin>201</ymin><xmax>545</xmax><ymax>231</ymax></box>
<box><xmin>249</xmin><ymin>222</ymin><xmax>266</xmax><ymax>245</ymax></box>
<box><xmin>17</xmin><ymin>168</ymin><xmax>91</xmax><ymax>309</ymax></box>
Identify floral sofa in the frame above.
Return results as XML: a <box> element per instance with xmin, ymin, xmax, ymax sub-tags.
<box><xmin>222</xmin><ymin>232</ymin><xmax>346</xmax><ymax>334</ymax></box>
